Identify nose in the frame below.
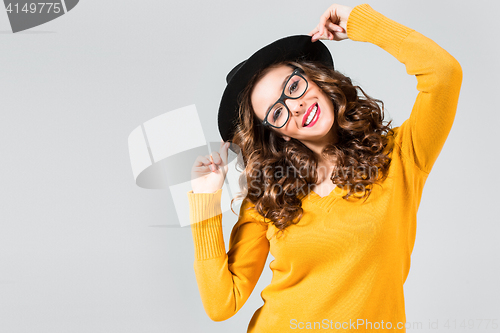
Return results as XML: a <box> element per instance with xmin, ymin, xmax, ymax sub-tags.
<box><xmin>285</xmin><ymin>98</ymin><xmax>304</xmax><ymax>115</ymax></box>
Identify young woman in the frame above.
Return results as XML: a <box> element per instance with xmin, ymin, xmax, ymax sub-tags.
<box><xmin>188</xmin><ymin>3</ymin><xmax>462</xmax><ymax>332</ymax></box>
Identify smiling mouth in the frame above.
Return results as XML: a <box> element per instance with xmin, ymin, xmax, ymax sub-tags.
<box><xmin>303</xmin><ymin>103</ymin><xmax>319</xmax><ymax>127</ymax></box>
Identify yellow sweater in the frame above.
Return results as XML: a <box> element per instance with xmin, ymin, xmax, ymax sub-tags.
<box><xmin>187</xmin><ymin>4</ymin><xmax>462</xmax><ymax>332</ymax></box>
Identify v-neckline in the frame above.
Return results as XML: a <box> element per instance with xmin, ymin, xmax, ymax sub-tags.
<box><xmin>309</xmin><ymin>184</ymin><xmax>349</xmax><ymax>199</ymax></box>
<box><xmin>305</xmin><ymin>185</ymin><xmax>351</xmax><ymax>213</ymax></box>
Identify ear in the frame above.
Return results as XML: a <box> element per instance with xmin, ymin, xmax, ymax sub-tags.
<box><xmin>282</xmin><ymin>135</ymin><xmax>291</xmax><ymax>142</ymax></box>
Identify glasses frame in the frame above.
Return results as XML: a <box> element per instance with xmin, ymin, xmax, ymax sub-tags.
<box><xmin>262</xmin><ymin>68</ymin><xmax>309</xmax><ymax>129</ymax></box>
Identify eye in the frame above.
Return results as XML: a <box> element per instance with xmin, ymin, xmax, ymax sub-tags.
<box><xmin>288</xmin><ymin>79</ymin><xmax>299</xmax><ymax>95</ymax></box>
<box><xmin>272</xmin><ymin>106</ymin><xmax>283</xmax><ymax>122</ymax></box>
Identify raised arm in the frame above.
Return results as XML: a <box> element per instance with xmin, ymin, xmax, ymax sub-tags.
<box><xmin>346</xmin><ymin>4</ymin><xmax>463</xmax><ymax>173</ymax></box>
<box><xmin>187</xmin><ymin>189</ymin><xmax>270</xmax><ymax>321</ymax></box>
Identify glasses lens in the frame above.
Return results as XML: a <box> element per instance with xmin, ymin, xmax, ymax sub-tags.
<box><xmin>268</xmin><ymin>102</ymin><xmax>289</xmax><ymax>128</ymax></box>
<box><xmin>284</xmin><ymin>75</ymin><xmax>307</xmax><ymax>98</ymax></box>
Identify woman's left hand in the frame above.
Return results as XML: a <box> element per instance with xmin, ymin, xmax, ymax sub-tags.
<box><xmin>308</xmin><ymin>4</ymin><xmax>353</xmax><ymax>42</ymax></box>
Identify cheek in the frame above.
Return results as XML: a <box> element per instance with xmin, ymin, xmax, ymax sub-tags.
<box><xmin>321</xmin><ymin>96</ymin><xmax>335</xmax><ymax>116</ymax></box>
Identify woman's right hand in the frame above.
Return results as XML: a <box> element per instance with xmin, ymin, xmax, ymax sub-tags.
<box><xmin>190</xmin><ymin>140</ymin><xmax>231</xmax><ymax>194</ymax></box>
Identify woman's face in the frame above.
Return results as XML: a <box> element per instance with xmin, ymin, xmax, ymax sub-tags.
<box><xmin>251</xmin><ymin>64</ymin><xmax>337</xmax><ymax>151</ymax></box>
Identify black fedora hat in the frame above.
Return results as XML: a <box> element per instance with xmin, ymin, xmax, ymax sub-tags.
<box><xmin>218</xmin><ymin>34</ymin><xmax>334</xmax><ymax>149</ymax></box>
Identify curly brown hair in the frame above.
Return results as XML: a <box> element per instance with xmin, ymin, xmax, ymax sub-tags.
<box><xmin>229</xmin><ymin>60</ymin><xmax>394</xmax><ymax>234</ymax></box>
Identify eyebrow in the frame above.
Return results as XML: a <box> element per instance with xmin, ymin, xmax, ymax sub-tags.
<box><xmin>266</xmin><ymin>73</ymin><xmax>292</xmax><ymax>114</ymax></box>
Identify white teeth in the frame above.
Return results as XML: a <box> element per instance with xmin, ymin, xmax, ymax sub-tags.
<box><xmin>304</xmin><ymin>105</ymin><xmax>318</xmax><ymax>126</ymax></box>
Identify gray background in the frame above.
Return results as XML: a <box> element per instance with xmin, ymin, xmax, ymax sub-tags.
<box><xmin>1</xmin><ymin>0</ymin><xmax>499</xmax><ymax>332</ymax></box>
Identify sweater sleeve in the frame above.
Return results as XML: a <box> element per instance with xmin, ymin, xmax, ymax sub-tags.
<box><xmin>187</xmin><ymin>189</ymin><xmax>270</xmax><ymax>321</ymax></box>
<box><xmin>346</xmin><ymin>4</ymin><xmax>463</xmax><ymax>174</ymax></box>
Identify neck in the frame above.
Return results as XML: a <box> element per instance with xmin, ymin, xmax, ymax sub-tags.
<box><xmin>302</xmin><ymin>125</ymin><xmax>339</xmax><ymax>165</ymax></box>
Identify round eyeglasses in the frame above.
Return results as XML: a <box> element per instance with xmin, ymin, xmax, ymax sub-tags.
<box><xmin>262</xmin><ymin>68</ymin><xmax>308</xmax><ymax>129</ymax></box>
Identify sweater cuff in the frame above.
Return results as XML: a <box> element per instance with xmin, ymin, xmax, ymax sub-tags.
<box><xmin>346</xmin><ymin>4</ymin><xmax>414</xmax><ymax>58</ymax></box>
<box><xmin>187</xmin><ymin>189</ymin><xmax>226</xmax><ymax>260</ymax></box>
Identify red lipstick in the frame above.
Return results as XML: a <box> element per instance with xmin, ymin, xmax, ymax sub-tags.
<box><xmin>302</xmin><ymin>103</ymin><xmax>320</xmax><ymax>127</ymax></box>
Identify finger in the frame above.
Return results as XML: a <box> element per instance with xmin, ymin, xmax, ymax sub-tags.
<box><xmin>200</xmin><ymin>154</ymin><xmax>215</xmax><ymax>172</ymax></box>
<box><xmin>327</xmin><ymin>21</ymin><xmax>343</xmax><ymax>32</ymax></box>
<box><xmin>219</xmin><ymin>141</ymin><xmax>230</xmax><ymax>165</ymax></box>
<box><xmin>212</xmin><ymin>151</ymin><xmax>222</xmax><ymax>166</ymax></box>
<box><xmin>316</xmin><ymin>24</ymin><xmax>341</xmax><ymax>42</ymax></box>
<box><xmin>220</xmin><ymin>140</ymin><xmax>230</xmax><ymax>161</ymax></box>
<box><xmin>194</xmin><ymin>155</ymin><xmax>211</xmax><ymax>168</ymax></box>
<box><xmin>209</xmin><ymin>155</ymin><xmax>216</xmax><ymax>172</ymax></box>
<box><xmin>311</xmin><ymin>31</ymin><xmax>321</xmax><ymax>42</ymax></box>
<box><xmin>193</xmin><ymin>165</ymin><xmax>211</xmax><ymax>173</ymax></box>
<box><xmin>220</xmin><ymin>142</ymin><xmax>231</xmax><ymax>176</ymax></box>
<box><xmin>192</xmin><ymin>162</ymin><xmax>212</xmax><ymax>177</ymax></box>
<box><xmin>312</xmin><ymin>30</ymin><xmax>328</xmax><ymax>42</ymax></box>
